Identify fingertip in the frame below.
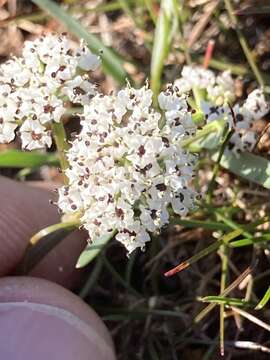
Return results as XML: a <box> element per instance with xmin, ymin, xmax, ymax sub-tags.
<box><xmin>0</xmin><ymin>277</ymin><xmax>116</xmax><ymax>360</ymax></box>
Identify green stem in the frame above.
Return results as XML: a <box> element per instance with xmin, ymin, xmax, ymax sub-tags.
<box><xmin>181</xmin><ymin>121</ymin><xmax>221</xmax><ymax>149</ymax></box>
<box><xmin>52</xmin><ymin>122</ymin><xmax>69</xmax><ymax>182</ymax></box>
<box><xmin>194</xmin><ymin>266</ymin><xmax>252</xmax><ymax>323</ymax></box>
<box><xmin>224</xmin><ymin>0</ymin><xmax>264</xmax><ymax>88</ymax></box>
<box><xmin>164</xmin><ymin>229</ymin><xmax>242</xmax><ymax>277</ymax></box>
<box><xmin>206</xmin><ymin>128</ymin><xmax>234</xmax><ymax>203</ymax></box>
<box><xmin>219</xmin><ymin>244</ymin><xmax>228</xmax><ymax>356</ymax></box>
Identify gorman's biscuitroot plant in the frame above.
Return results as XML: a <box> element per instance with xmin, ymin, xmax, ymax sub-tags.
<box><xmin>0</xmin><ymin>33</ymin><xmax>269</xmax><ymax>262</ymax></box>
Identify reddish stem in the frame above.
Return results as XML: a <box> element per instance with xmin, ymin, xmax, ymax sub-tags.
<box><xmin>203</xmin><ymin>40</ymin><xmax>215</xmax><ymax>69</ymax></box>
<box><xmin>164</xmin><ymin>261</ymin><xmax>190</xmax><ymax>277</ymax></box>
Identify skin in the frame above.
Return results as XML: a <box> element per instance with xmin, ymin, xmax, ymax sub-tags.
<box><xmin>0</xmin><ymin>176</ymin><xmax>116</xmax><ymax>360</ymax></box>
<box><xmin>0</xmin><ymin>175</ymin><xmax>87</xmax><ymax>286</ymax></box>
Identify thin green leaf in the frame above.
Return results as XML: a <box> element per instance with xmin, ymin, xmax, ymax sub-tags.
<box><xmin>32</xmin><ymin>0</ymin><xmax>129</xmax><ymax>85</ymax></box>
<box><xmin>215</xmin><ymin>151</ymin><xmax>270</xmax><ymax>189</ymax></box>
<box><xmin>224</xmin><ymin>0</ymin><xmax>264</xmax><ymax>87</ymax></box>
<box><xmin>200</xmin><ymin>295</ymin><xmax>252</xmax><ymax>308</ymax></box>
<box><xmin>194</xmin><ymin>266</ymin><xmax>253</xmax><ymax>323</ymax></box>
<box><xmin>170</xmin><ymin>218</ymin><xmax>231</xmax><ymax>231</ymax></box>
<box><xmin>255</xmin><ymin>287</ymin><xmax>270</xmax><ymax>310</ymax></box>
<box><xmin>18</xmin><ymin>221</ymin><xmax>79</xmax><ymax>273</ymax></box>
<box><xmin>30</xmin><ymin>220</ymin><xmax>80</xmax><ymax>245</ymax></box>
<box><xmin>0</xmin><ymin>149</ymin><xmax>58</xmax><ymax>168</ymax></box>
<box><xmin>219</xmin><ymin>244</ymin><xmax>229</xmax><ymax>356</ymax></box>
<box><xmin>102</xmin><ymin>255</ymin><xmax>141</xmax><ymax>297</ymax></box>
<box><xmin>150</xmin><ymin>0</ymin><xmax>176</xmax><ymax>100</ymax></box>
<box><xmin>79</xmin><ymin>256</ymin><xmax>104</xmax><ymax>299</ymax></box>
<box><xmin>215</xmin><ymin>209</ymin><xmax>253</xmax><ymax>239</ymax></box>
<box><xmin>76</xmin><ymin>231</ymin><xmax>116</xmax><ymax>268</ymax></box>
<box><xmin>164</xmin><ymin>229</ymin><xmax>243</xmax><ymax>276</ymax></box>
<box><xmin>230</xmin><ymin>235</ymin><xmax>270</xmax><ymax>248</ymax></box>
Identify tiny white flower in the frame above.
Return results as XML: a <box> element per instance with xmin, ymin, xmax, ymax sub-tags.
<box><xmin>0</xmin><ymin>116</ymin><xmax>17</xmax><ymax>143</ymax></box>
<box><xmin>20</xmin><ymin>119</ymin><xmax>52</xmax><ymax>150</ymax></box>
<box><xmin>201</xmin><ymin>101</ymin><xmax>226</xmax><ymax>123</ymax></box>
<box><xmin>244</xmin><ymin>89</ymin><xmax>269</xmax><ymax>120</ymax></box>
<box><xmin>181</xmin><ymin>65</ymin><xmax>215</xmax><ymax>89</ymax></box>
<box><xmin>77</xmin><ymin>42</ymin><xmax>100</xmax><ymax>71</ymax></box>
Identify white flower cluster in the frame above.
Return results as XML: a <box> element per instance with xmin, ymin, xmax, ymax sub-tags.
<box><xmin>175</xmin><ymin>66</ymin><xmax>269</xmax><ymax>156</ymax></box>
<box><xmin>175</xmin><ymin>65</ymin><xmax>235</xmax><ymax>103</ymax></box>
<box><xmin>58</xmin><ymin>84</ymin><xmax>198</xmax><ymax>253</ymax></box>
<box><xmin>201</xmin><ymin>89</ymin><xmax>269</xmax><ymax>155</ymax></box>
<box><xmin>227</xmin><ymin>89</ymin><xmax>269</xmax><ymax>155</ymax></box>
<box><xmin>0</xmin><ymin>33</ymin><xmax>100</xmax><ymax>149</ymax></box>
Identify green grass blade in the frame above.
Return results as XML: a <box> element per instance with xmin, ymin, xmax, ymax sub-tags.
<box><xmin>32</xmin><ymin>0</ymin><xmax>129</xmax><ymax>85</ymax></box>
<box><xmin>0</xmin><ymin>149</ymin><xmax>58</xmax><ymax>168</ymax></box>
<box><xmin>102</xmin><ymin>255</ymin><xmax>141</xmax><ymax>297</ymax></box>
<box><xmin>224</xmin><ymin>0</ymin><xmax>264</xmax><ymax>87</ymax></box>
<box><xmin>255</xmin><ymin>287</ymin><xmax>270</xmax><ymax>310</ymax></box>
<box><xmin>219</xmin><ymin>244</ymin><xmax>228</xmax><ymax>356</ymax></box>
<box><xmin>30</xmin><ymin>221</ymin><xmax>79</xmax><ymax>245</ymax></box>
<box><xmin>230</xmin><ymin>235</ymin><xmax>270</xmax><ymax>248</ymax></box>
<box><xmin>79</xmin><ymin>256</ymin><xmax>104</xmax><ymax>299</ymax></box>
<box><xmin>76</xmin><ymin>231</ymin><xmax>116</xmax><ymax>268</ymax></box>
<box><xmin>164</xmin><ymin>229</ymin><xmax>242</xmax><ymax>276</ymax></box>
<box><xmin>194</xmin><ymin>266</ymin><xmax>253</xmax><ymax>323</ymax></box>
<box><xmin>170</xmin><ymin>218</ymin><xmax>231</xmax><ymax>231</ymax></box>
<box><xmin>17</xmin><ymin>221</ymin><xmax>79</xmax><ymax>273</ymax></box>
<box><xmin>150</xmin><ymin>0</ymin><xmax>176</xmax><ymax>101</ymax></box>
<box><xmin>200</xmin><ymin>296</ymin><xmax>252</xmax><ymax>308</ymax></box>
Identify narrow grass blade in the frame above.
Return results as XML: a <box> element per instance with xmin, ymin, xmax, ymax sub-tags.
<box><xmin>79</xmin><ymin>256</ymin><xmax>104</xmax><ymax>299</ymax></box>
<box><xmin>32</xmin><ymin>0</ymin><xmax>129</xmax><ymax>85</ymax></box>
<box><xmin>76</xmin><ymin>231</ymin><xmax>115</xmax><ymax>268</ymax></box>
<box><xmin>164</xmin><ymin>229</ymin><xmax>242</xmax><ymax>277</ymax></box>
<box><xmin>255</xmin><ymin>287</ymin><xmax>270</xmax><ymax>310</ymax></box>
<box><xmin>150</xmin><ymin>0</ymin><xmax>176</xmax><ymax>100</ymax></box>
<box><xmin>18</xmin><ymin>222</ymin><xmax>79</xmax><ymax>273</ymax></box>
<box><xmin>0</xmin><ymin>149</ymin><xmax>58</xmax><ymax>168</ymax></box>
<box><xmin>30</xmin><ymin>221</ymin><xmax>79</xmax><ymax>245</ymax></box>
<box><xmin>224</xmin><ymin>0</ymin><xmax>264</xmax><ymax>87</ymax></box>
<box><xmin>219</xmin><ymin>244</ymin><xmax>228</xmax><ymax>356</ymax></box>
<box><xmin>215</xmin><ymin>211</ymin><xmax>252</xmax><ymax>239</ymax></box>
<box><xmin>51</xmin><ymin>122</ymin><xmax>69</xmax><ymax>169</ymax></box>
<box><xmin>200</xmin><ymin>296</ymin><xmax>252</xmax><ymax>308</ymax></box>
<box><xmin>206</xmin><ymin>127</ymin><xmax>234</xmax><ymax>204</ymax></box>
<box><xmin>194</xmin><ymin>266</ymin><xmax>253</xmax><ymax>323</ymax></box>
<box><xmin>170</xmin><ymin>218</ymin><xmax>231</xmax><ymax>231</ymax></box>
<box><xmin>102</xmin><ymin>255</ymin><xmax>141</xmax><ymax>297</ymax></box>
<box><xmin>230</xmin><ymin>235</ymin><xmax>270</xmax><ymax>248</ymax></box>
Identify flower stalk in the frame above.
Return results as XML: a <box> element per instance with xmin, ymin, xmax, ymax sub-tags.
<box><xmin>52</xmin><ymin>121</ymin><xmax>69</xmax><ymax>181</ymax></box>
